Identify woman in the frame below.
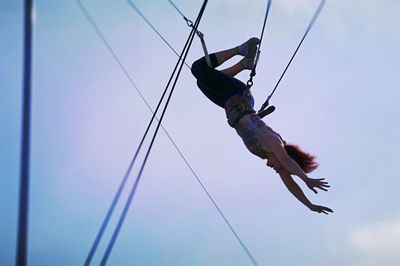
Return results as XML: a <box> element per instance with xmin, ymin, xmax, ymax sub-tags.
<box><xmin>191</xmin><ymin>38</ymin><xmax>333</xmax><ymax>214</ymax></box>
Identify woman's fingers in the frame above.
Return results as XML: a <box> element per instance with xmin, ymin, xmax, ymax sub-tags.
<box><xmin>319</xmin><ymin>207</ymin><xmax>333</xmax><ymax>215</ymax></box>
<box><xmin>308</xmin><ymin>178</ymin><xmax>332</xmax><ymax>192</ymax></box>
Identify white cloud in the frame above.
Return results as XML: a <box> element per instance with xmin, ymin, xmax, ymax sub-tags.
<box><xmin>349</xmin><ymin>215</ymin><xmax>400</xmax><ymax>266</ymax></box>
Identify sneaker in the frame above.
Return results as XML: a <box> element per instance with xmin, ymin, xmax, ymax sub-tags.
<box><xmin>237</xmin><ymin>37</ymin><xmax>260</xmax><ymax>56</ymax></box>
<box><xmin>240</xmin><ymin>44</ymin><xmax>258</xmax><ymax>70</ymax></box>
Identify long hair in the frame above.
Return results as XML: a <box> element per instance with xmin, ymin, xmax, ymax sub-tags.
<box><xmin>284</xmin><ymin>143</ymin><xmax>318</xmax><ymax>173</ymax></box>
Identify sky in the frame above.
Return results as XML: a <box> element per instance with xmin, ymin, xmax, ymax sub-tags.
<box><xmin>1</xmin><ymin>0</ymin><xmax>400</xmax><ymax>265</ymax></box>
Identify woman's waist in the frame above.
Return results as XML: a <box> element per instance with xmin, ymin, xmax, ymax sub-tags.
<box><xmin>224</xmin><ymin>95</ymin><xmax>255</xmax><ymax>127</ymax></box>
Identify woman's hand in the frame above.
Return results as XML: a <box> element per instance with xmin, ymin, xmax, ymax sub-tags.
<box><xmin>306</xmin><ymin>178</ymin><xmax>330</xmax><ymax>194</ymax></box>
<box><xmin>310</xmin><ymin>204</ymin><xmax>333</xmax><ymax>215</ymax></box>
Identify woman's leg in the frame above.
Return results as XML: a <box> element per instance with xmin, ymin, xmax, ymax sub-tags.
<box><xmin>214</xmin><ymin>47</ymin><xmax>238</xmax><ymax>66</ymax></box>
<box><xmin>214</xmin><ymin>37</ymin><xmax>260</xmax><ymax>72</ymax></box>
<box><xmin>221</xmin><ymin>61</ymin><xmax>244</xmax><ymax>77</ymax></box>
<box><xmin>192</xmin><ymin>54</ymin><xmax>248</xmax><ymax>107</ymax></box>
<box><xmin>191</xmin><ymin>38</ymin><xmax>259</xmax><ymax>106</ymax></box>
<box><xmin>217</xmin><ymin>38</ymin><xmax>260</xmax><ymax>77</ymax></box>
<box><xmin>212</xmin><ymin>47</ymin><xmax>245</xmax><ymax>77</ymax></box>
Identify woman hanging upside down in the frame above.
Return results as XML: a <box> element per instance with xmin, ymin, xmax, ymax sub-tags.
<box><xmin>191</xmin><ymin>38</ymin><xmax>333</xmax><ymax>214</ymax></box>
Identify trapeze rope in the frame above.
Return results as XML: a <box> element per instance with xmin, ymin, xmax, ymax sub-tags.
<box><xmin>258</xmin><ymin>0</ymin><xmax>327</xmax><ymax>113</ymax></box>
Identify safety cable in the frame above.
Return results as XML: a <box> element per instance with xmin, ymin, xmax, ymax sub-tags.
<box><xmin>100</xmin><ymin>1</ymin><xmax>210</xmax><ymax>264</ymax></box>
<box><xmin>127</xmin><ymin>0</ymin><xmax>191</xmax><ymax>69</ymax></box>
<box><xmin>258</xmin><ymin>0</ymin><xmax>326</xmax><ymax>113</ymax></box>
<box><xmin>78</xmin><ymin>1</ymin><xmax>258</xmax><ymax>265</ymax></box>
<box><xmin>167</xmin><ymin>0</ymin><xmax>189</xmax><ymax>21</ymax></box>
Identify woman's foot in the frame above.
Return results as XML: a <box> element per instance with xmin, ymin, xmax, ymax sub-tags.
<box><xmin>240</xmin><ymin>44</ymin><xmax>258</xmax><ymax>70</ymax></box>
<box><xmin>237</xmin><ymin>37</ymin><xmax>260</xmax><ymax>56</ymax></box>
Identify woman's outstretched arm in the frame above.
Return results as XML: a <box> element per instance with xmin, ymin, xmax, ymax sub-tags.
<box><xmin>266</xmin><ymin>137</ymin><xmax>329</xmax><ymax>193</ymax></box>
<box><xmin>278</xmin><ymin>171</ymin><xmax>312</xmax><ymax>209</ymax></box>
<box><xmin>279</xmin><ymin>172</ymin><xmax>333</xmax><ymax>214</ymax></box>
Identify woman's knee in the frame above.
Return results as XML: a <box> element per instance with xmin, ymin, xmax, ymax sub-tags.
<box><xmin>191</xmin><ymin>57</ymin><xmax>208</xmax><ymax>79</ymax></box>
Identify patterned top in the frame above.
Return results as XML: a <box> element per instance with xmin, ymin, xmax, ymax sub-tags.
<box><xmin>234</xmin><ymin>113</ymin><xmax>283</xmax><ymax>159</ymax></box>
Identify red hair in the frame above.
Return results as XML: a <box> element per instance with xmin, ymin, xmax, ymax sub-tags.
<box><xmin>284</xmin><ymin>143</ymin><xmax>318</xmax><ymax>173</ymax></box>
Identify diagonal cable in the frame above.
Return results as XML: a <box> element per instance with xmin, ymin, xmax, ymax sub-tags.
<box><xmin>167</xmin><ymin>0</ymin><xmax>188</xmax><ymax>20</ymax></box>
<box><xmin>127</xmin><ymin>0</ymin><xmax>191</xmax><ymax>69</ymax></box>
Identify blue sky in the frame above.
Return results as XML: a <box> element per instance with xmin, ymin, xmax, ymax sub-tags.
<box><xmin>1</xmin><ymin>0</ymin><xmax>400</xmax><ymax>265</ymax></box>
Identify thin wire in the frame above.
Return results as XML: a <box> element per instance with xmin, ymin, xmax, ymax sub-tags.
<box><xmin>167</xmin><ymin>0</ymin><xmax>188</xmax><ymax>20</ymax></box>
<box><xmin>259</xmin><ymin>0</ymin><xmax>326</xmax><ymax>112</ymax></box>
<box><xmin>17</xmin><ymin>0</ymin><xmax>33</xmax><ymax>265</ymax></box>
<box><xmin>100</xmin><ymin>1</ymin><xmax>209</xmax><ymax>264</ymax></box>
<box><xmin>127</xmin><ymin>0</ymin><xmax>191</xmax><ymax>69</ymax></box>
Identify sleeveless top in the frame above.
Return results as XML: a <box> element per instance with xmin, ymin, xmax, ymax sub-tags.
<box><xmin>234</xmin><ymin>113</ymin><xmax>283</xmax><ymax>159</ymax></box>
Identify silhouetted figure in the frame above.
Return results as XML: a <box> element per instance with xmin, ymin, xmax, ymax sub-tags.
<box><xmin>191</xmin><ymin>38</ymin><xmax>333</xmax><ymax>214</ymax></box>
